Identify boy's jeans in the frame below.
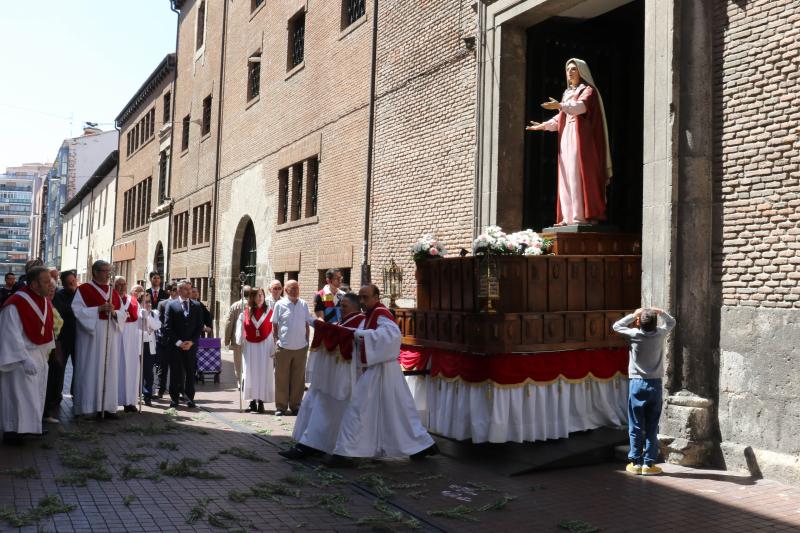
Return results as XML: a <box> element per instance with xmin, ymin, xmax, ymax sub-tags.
<box><xmin>628</xmin><ymin>377</ymin><xmax>663</xmax><ymax>466</ymax></box>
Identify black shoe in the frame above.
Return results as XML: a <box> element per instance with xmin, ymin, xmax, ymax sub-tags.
<box><xmin>274</xmin><ymin>410</ymin><xmax>285</xmax><ymax>417</ymax></box>
<box><xmin>169</xmin><ymin>402</ymin><xmax>179</xmax><ymax>408</ymax></box>
<box><xmin>326</xmin><ymin>454</ymin><xmax>354</xmax><ymax>468</ymax></box>
<box><xmin>156</xmin><ymin>391</ymin><xmax>164</xmax><ymax>399</ymax></box>
<box><xmin>103</xmin><ymin>412</ymin><xmax>119</xmax><ymax>420</ymax></box>
<box><xmin>248</xmin><ymin>400</ymin><xmax>257</xmax><ymax>412</ymax></box>
<box><xmin>278</xmin><ymin>444</ymin><xmax>320</xmax><ymax>460</ymax></box>
<box><xmin>124</xmin><ymin>405</ymin><xmax>137</xmax><ymax>413</ymax></box>
<box><xmin>410</xmin><ymin>443</ymin><xmax>440</xmax><ymax>461</ymax></box>
<box><xmin>257</xmin><ymin>401</ymin><xmax>265</xmax><ymax>414</ymax></box>
<box><xmin>186</xmin><ymin>400</ymin><xmax>196</xmax><ymax>408</ymax></box>
<box><xmin>2</xmin><ymin>432</ymin><xmax>23</xmax><ymax>446</ymax></box>
<box><xmin>144</xmin><ymin>397</ymin><xmax>152</xmax><ymax>407</ymax></box>
<box><xmin>287</xmin><ymin>408</ymin><xmax>298</xmax><ymax>417</ymax></box>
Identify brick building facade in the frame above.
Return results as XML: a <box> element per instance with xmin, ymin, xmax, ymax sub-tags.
<box><xmin>156</xmin><ymin>0</ymin><xmax>799</xmax><ymax>483</ymax></box>
<box><xmin>112</xmin><ymin>54</ymin><xmax>176</xmax><ymax>287</ymax></box>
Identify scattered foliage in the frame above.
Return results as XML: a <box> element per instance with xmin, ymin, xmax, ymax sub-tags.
<box><xmin>356</xmin><ymin>499</ymin><xmax>422</xmax><ymax>530</ymax></box>
<box><xmin>0</xmin><ymin>496</ymin><xmax>76</xmax><ymax>528</ymax></box>
<box><xmin>219</xmin><ymin>446</ymin><xmax>267</xmax><ymax>462</ymax></box>
<box><xmin>159</xmin><ymin>458</ymin><xmax>224</xmax><ymax>479</ymax></box>
<box><xmin>558</xmin><ymin>520</ymin><xmax>600</xmax><ymax>533</ymax></box>
<box><xmin>0</xmin><ymin>467</ymin><xmax>40</xmax><ymax>479</ymax></box>
<box><xmin>122</xmin><ymin>495</ymin><xmax>137</xmax><ymax>507</ymax></box>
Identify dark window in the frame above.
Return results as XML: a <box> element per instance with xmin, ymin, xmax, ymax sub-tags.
<box><xmin>134</xmin><ymin>124</ymin><xmax>140</xmax><ymax>150</ymax></box>
<box><xmin>202</xmin><ymin>95</ymin><xmax>212</xmax><ymax>136</ymax></box>
<box><xmin>306</xmin><ymin>157</ymin><xmax>318</xmax><ymax>217</ymax></box>
<box><xmin>196</xmin><ymin>0</ymin><xmax>206</xmax><ymax>50</ymax></box>
<box><xmin>342</xmin><ymin>0</ymin><xmax>365</xmax><ymax>28</ymax></box>
<box><xmin>278</xmin><ymin>168</ymin><xmax>289</xmax><ymax>224</ymax></box>
<box><xmin>163</xmin><ymin>92</ymin><xmax>171</xmax><ymax>124</ymax></box>
<box><xmin>247</xmin><ymin>54</ymin><xmax>261</xmax><ymax>101</ymax></box>
<box><xmin>154</xmin><ymin>242</ymin><xmax>164</xmax><ymax>277</ymax></box>
<box><xmin>182</xmin><ymin>114</ymin><xmax>190</xmax><ymax>150</ymax></box>
<box><xmin>240</xmin><ymin>220</ymin><xmax>257</xmax><ymax>288</ymax></box>
<box><xmin>275</xmin><ymin>272</ymin><xmax>285</xmax><ymax>287</ymax></box>
<box><xmin>288</xmin><ymin>271</ymin><xmax>299</xmax><ymax>281</ymax></box>
<box><xmin>251</xmin><ymin>0</ymin><xmax>264</xmax><ymax>11</ymax></box>
<box><xmin>145</xmin><ymin>177</ymin><xmax>152</xmax><ymax>217</ymax></box>
<box><xmin>191</xmin><ymin>202</ymin><xmax>211</xmax><ymax>245</ymax></box>
<box><xmin>173</xmin><ymin>211</ymin><xmax>189</xmax><ymax>249</ymax></box>
<box><xmin>149</xmin><ymin>108</ymin><xmax>156</xmax><ymax>137</ymax></box>
<box><xmin>158</xmin><ymin>151</ymin><xmax>168</xmax><ymax>202</ymax></box>
<box><xmin>291</xmin><ymin>163</ymin><xmax>303</xmax><ymax>221</ymax></box>
<box><xmin>288</xmin><ymin>11</ymin><xmax>305</xmax><ymax>69</ymax></box>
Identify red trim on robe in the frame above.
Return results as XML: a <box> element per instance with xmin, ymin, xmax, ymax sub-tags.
<box><xmin>359</xmin><ymin>304</ymin><xmax>395</xmax><ymax>363</ymax></box>
<box><xmin>556</xmin><ymin>85</ymin><xmax>609</xmax><ymax>222</ymax></box>
<box><xmin>121</xmin><ymin>295</ymin><xmax>139</xmax><ymax>323</ymax></box>
<box><xmin>3</xmin><ymin>287</ymin><xmax>54</xmax><ymax>345</ymax></box>
<box><xmin>309</xmin><ymin>312</ymin><xmax>365</xmax><ymax>361</ymax></box>
<box><xmin>243</xmin><ymin>306</ymin><xmax>272</xmax><ymax>343</ymax></box>
<box><xmin>77</xmin><ymin>283</ymin><xmax>122</xmax><ymax>320</ymax></box>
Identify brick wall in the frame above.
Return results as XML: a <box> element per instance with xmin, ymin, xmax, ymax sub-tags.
<box><xmin>369</xmin><ymin>0</ymin><xmax>478</xmax><ymax>300</ymax></box>
<box><xmin>712</xmin><ymin>0</ymin><xmax>800</xmax><ymax>309</ymax></box>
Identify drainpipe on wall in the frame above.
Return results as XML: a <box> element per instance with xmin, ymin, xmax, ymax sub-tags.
<box><xmin>209</xmin><ymin>0</ymin><xmax>230</xmax><ymax>330</ymax></box>
<box><xmin>166</xmin><ymin>1</ymin><xmax>181</xmax><ymax>282</ymax></box>
<box><xmin>111</xmin><ymin>123</ymin><xmax>121</xmax><ymax>267</ymax></box>
<box><xmin>362</xmin><ymin>0</ymin><xmax>379</xmax><ymax>286</ymax></box>
<box><xmin>473</xmin><ymin>2</ymin><xmax>486</xmax><ymax>238</ymax></box>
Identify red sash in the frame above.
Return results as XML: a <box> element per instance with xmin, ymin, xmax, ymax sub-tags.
<box><xmin>309</xmin><ymin>313</ymin><xmax>364</xmax><ymax>360</ymax></box>
<box><xmin>121</xmin><ymin>295</ymin><xmax>139</xmax><ymax>323</ymax></box>
<box><xmin>3</xmin><ymin>287</ymin><xmax>54</xmax><ymax>345</ymax></box>
<box><xmin>243</xmin><ymin>306</ymin><xmax>272</xmax><ymax>343</ymax></box>
<box><xmin>77</xmin><ymin>282</ymin><xmax>122</xmax><ymax>320</ymax></box>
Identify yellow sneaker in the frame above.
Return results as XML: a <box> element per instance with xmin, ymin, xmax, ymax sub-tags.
<box><xmin>642</xmin><ymin>464</ymin><xmax>663</xmax><ymax>476</ymax></box>
<box><xmin>626</xmin><ymin>462</ymin><xmax>642</xmax><ymax>475</ymax></box>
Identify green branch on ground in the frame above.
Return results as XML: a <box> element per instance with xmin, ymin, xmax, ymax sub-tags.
<box><xmin>55</xmin><ymin>465</ymin><xmax>112</xmax><ymax>486</ymax></box>
<box><xmin>356</xmin><ymin>499</ymin><xmax>422</xmax><ymax>530</ymax></box>
<box><xmin>357</xmin><ymin>473</ymin><xmax>395</xmax><ymax>498</ymax></box>
<box><xmin>122</xmin><ymin>422</ymin><xmax>181</xmax><ymax>436</ymax></box>
<box><xmin>122</xmin><ymin>495</ymin><xmax>137</xmax><ymax>507</ymax></box>
<box><xmin>122</xmin><ymin>452</ymin><xmax>148</xmax><ymax>462</ymax></box>
<box><xmin>311</xmin><ymin>466</ymin><xmax>349</xmax><ymax>487</ymax></box>
<box><xmin>317</xmin><ymin>494</ymin><xmax>352</xmax><ymax>518</ymax></box>
<box><xmin>428</xmin><ymin>495</ymin><xmax>516</xmax><ymax>522</ymax></box>
<box><xmin>0</xmin><ymin>496</ymin><xmax>76</xmax><ymax>528</ymax></box>
<box><xmin>281</xmin><ymin>473</ymin><xmax>310</xmax><ymax>486</ymax></box>
<box><xmin>58</xmin><ymin>446</ymin><xmax>107</xmax><ymax>469</ymax></box>
<box><xmin>58</xmin><ymin>429</ymin><xmax>100</xmax><ymax>443</ymax></box>
<box><xmin>558</xmin><ymin>520</ymin><xmax>600</xmax><ymax>533</ymax></box>
<box><xmin>156</xmin><ymin>441</ymin><xmax>179</xmax><ymax>451</ymax></box>
<box><xmin>219</xmin><ymin>446</ymin><xmax>268</xmax><ymax>462</ymax></box>
<box><xmin>186</xmin><ymin>498</ymin><xmax>212</xmax><ymax>524</ymax></box>
<box><xmin>208</xmin><ymin>509</ymin><xmax>257</xmax><ymax>530</ymax></box>
<box><xmin>250</xmin><ymin>481</ymin><xmax>302</xmax><ymax>503</ymax></box>
<box><xmin>0</xmin><ymin>467</ymin><xmax>39</xmax><ymax>479</ymax></box>
<box><xmin>159</xmin><ymin>458</ymin><xmax>224</xmax><ymax>479</ymax></box>
<box><xmin>120</xmin><ymin>463</ymin><xmax>161</xmax><ymax>481</ymax></box>
<box><xmin>465</xmin><ymin>481</ymin><xmax>500</xmax><ymax>493</ymax></box>
<box><xmin>255</xmin><ymin>427</ymin><xmax>273</xmax><ymax>436</ymax></box>
<box><xmin>407</xmin><ymin>490</ymin><xmax>429</xmax><ymax>500</ymax></box>
<box><xmin>164</xmin><ymin>408</ymin><xmax>179</xmax><ymax>417</ymax></box>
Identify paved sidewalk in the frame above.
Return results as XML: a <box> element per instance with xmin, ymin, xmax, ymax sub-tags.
<box><xmin>2</xmin><ymin>351</ymin><xmax>800</xmax><ymax>532</ymax></box>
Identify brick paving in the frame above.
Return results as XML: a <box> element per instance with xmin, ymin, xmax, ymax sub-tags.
<box><xmin>2</xmin><ymin>352</ymin><xmax>800</xmax><ymax>532</ymax></box>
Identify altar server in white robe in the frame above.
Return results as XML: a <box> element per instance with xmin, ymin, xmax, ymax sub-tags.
<box><xmin>0</xmin><ymin>267</ymin><xmax>55</xmax><ymax>444</ymax></box>
<box><xmin>116</xmin><ymin>278</ymin><xmax>142</xmax><ymax>413</ymax></box>
<box><xmin>281</xmin><ymin>293</ymin><xmax>365</xmax><ymax>459</ymax></box>
<box><xmin>333</xmin><ymin>285</ymin><xmax>438</xmax><ymax>459</ymax></box>
<box><xmin>235</xmin><ymin>287</ymin><xmax>276</xmax><ymax>413</ymax></box>
<box><xmin>71</xmin><ymin>260</ymin><xmax>124</xmax><ymax>419</ymax></box>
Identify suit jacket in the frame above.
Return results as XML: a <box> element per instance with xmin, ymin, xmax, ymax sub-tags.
<box><xmin>147</xmin><ymin>287</ymin><xmax>169</xmax><ymax>309</ymax></box>
<box><xmin>156</xmin><ymin>298</ymin><xmax>172</xmax><ymax>347</ymax></box>
<box><xmin>52</xmin><ymin>287</ymin><xmax>77</xmax><ymax>350</ymax></box>
<box><xmin>163</xmin><ymin>298</ymin><xmax>204</xmax><ymax>355</ymax></box>
<box><xmin>223</xmin><ymin>299</ymin><xmax>245</xmax><ymax>346</ymax></box>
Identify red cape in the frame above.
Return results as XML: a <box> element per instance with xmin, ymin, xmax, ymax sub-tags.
<box><xmin>556</xmin><ymin>85</ymin><xmax>609</xmax><ymax>222</ymax></box>
<box><xmin>3</xmin><ymin>287</ymin><xmax>54</xmax><ymax>345</ymax></box>
<box><xmin>77</xmin><ymin>282</ymin><xmax>122</xmax><ymax>320</ymax></box>
<box><xmin>243</xmin><ymin>306</ymin><xmax>272</xmax><ymax>343</ymax></box>
<box><xmin>120</xmin><ymin>295</ymin><xmax>139</xmax><ymax>323</ymax></box>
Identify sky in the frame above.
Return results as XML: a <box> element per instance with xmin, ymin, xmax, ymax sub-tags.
<box><xmin>0</xmin><ymin>1</ymin><xmax>177</xmax><ymax>171</ymax></box>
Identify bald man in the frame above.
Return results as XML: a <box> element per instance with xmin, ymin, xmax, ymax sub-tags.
<box><xmin>270</xmin><ymin>280</ymin><xmax>311</xmax><ymax>416</ymax></box>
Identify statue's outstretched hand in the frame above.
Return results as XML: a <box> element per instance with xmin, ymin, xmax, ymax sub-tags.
<box><xmin>526</xmin><ymin>121</ymin><xmax>544</xmax><ymax>131</ymax></box>
<box><xmin>541</xmin><ymin>97</ymin><xmax>561</xmax><ymax>111</ymax></box>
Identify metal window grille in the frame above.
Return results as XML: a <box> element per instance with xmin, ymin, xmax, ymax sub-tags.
<box><xmin>182</xmin><ymin>115</ymin><xmax>190</xmax><ymax>150</ymax></box>
<box><xmin>293</xmin><ymin>163</ymin><xmax>303</xmax><ymax>221</ymax></box>
<box><xmin>308</xmin><ymin>158</ymin><xmax>318</xmax><ymax>217</ymax></box>
<box><xmin>290</xmin><ymin>13</ymin><xmax>305</xmax><ymax>68</ymax></box>
<box><xmin>345</xmin><ymin>0</ymin><xmax>365</xmax><ymax>26</ymax></box>
<box><xmin>248</xmin><ymin>59</ymin><xmax>260</xmax><ymax>100</ymax></box>
<box><xmin>163</xmin><ymin>92</ymin><xmax>171</xmax><ymax>124</ymax></box>
<box><xmin>202</xmin><ymin>96</ymin><xmax>212</xmax><ymax>136</ymax></box>
<box><xmin>252</xmin><ymin>0</ymin><xmax>264</xmax><ymax>11</ymax></box>
<box><xmin>158</xmin><ymin>151</ymin><xmax>167</xmax><ymax>202</ymax></box>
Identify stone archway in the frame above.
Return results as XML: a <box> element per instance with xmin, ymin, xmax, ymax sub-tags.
<box><xmin>230</xmin><ymin>216</ymin><xmax>256</xmax><ymax>303</ymax></box>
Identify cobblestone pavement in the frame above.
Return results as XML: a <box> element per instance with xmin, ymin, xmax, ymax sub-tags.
<box><xmin>2</xmin><ymin>353</ymin><xmax>800</xmax><ymax>532</ymax></box>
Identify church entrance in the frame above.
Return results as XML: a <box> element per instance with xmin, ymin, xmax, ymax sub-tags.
<box><xmin>524</xmin><ymin>0</ymin><xmax>644</xmax><ymax>232</ymax></box>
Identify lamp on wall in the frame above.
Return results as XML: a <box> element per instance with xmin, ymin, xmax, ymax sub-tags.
<box><xmin>382</xmin><ymin>259</ymin><xmax>403</xmax><ymax>309</ymax></box>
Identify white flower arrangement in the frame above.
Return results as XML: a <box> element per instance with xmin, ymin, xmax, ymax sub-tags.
<box><xmin>509</xmin><ymin>229</ymin><xmax>545</xmax><ymax>256</ymax></box>
<box><xmin>411</xmin><ymin>233</ymin><xmax>447</xmax><ymax>261</ymax></box>
<box><xmin>473</xmin><ymin>225</ymin><xmax>517</xmax><ymax>255</ymax></box>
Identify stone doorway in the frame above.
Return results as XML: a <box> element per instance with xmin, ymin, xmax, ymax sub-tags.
<box><xmin>230</xmin><ymin>216</ymin><xmax>257</xmax><ymax>302</ymax></box>
<box><xmin>523</xmin><ymin>1</ymin><xmax>644</xmax><ymax>232</ymax></box>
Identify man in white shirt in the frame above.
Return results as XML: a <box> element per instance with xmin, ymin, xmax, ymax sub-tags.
<box><xmin>270</xmin><ymin>280</ymin><xmax>310</xmax><ymax>416</ymax></box>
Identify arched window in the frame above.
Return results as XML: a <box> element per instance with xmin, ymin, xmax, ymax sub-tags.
<box><xmin>239</xmin><ymin>221</ymin><xmax>256</xmax><ymax>289</ymax></box>
<box><xmin>154</xmin><ymin>242</ymin><xmax>164</xmax><ymax>278</ymax></box>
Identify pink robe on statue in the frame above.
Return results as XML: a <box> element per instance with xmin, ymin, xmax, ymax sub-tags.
<box><xmin>544</xmin><ymin>83</ymin><xmax>609</xmax><ymax>224</ymax></box>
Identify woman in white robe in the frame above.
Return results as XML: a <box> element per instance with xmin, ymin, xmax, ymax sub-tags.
<box><xmin>236</xmin><ymin>287</ymin><xmax>275</xmax><ymax>413</ymax></box>
<box><xmin>116</xmin><ymin>279</ymin><xmax>142</xmax><ymax>412</ymax></box>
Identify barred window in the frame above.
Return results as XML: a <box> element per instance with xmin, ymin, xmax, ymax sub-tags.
<box><xmin>291</xmin><ymin>162</ymin><xmax>303</xmax><ymax>221</ymax></box>
<box><xmin>158</xmin><ymin>150</ymin><xmax>168</xmax><ymax>202</ymax></box>
<box><xmin>173</xmin><ymin>211</ymin><xmax>189</xmax><ymax>249</ymax></box>
<box><xmin>288</xmin><ymin>11</ymin><xmax>305</xmax><ymax>70</ymax></box>
<box><xmin>182</xmin><ymin>114</ymin><xmax>190</xmax><ymax>151</ymax></box>
<box><xmin>247</xmin><ymin>53</ymin><xmax>261</xmax><ymax>101</ymax></box>
<box><xmin>305</xmin><ymin>157</ymin><xmax>318</xmax><ymax>217</ymax></box>
<box><xmin>192</xmin><ymin>202</ymin><xmax>211</xmax><ymax>245</ymax></box>
<box><xmin>251</xmin><ymin>0</ymin><xmax>264</xmax><ymax>12</ymax></box>
<box><xmin>202</xmin><ymin>95</ymin><xmax>212</xmax><ymax>136</ymax></box>
<box><xmin>163</xmin><ymin>92</ymin><xmax>171</xmax><ymax>124</ymax></box>
<box><xmin>196</xmin><ymin>0</ymin><xmax>206</xmax><ymax>51</ymax></box>
<box><xmin>342</xmin><ymin>0</ymin><xmax>365</xmax><ymax>28</ymax></box>
<box><xmin>278</xmin><ymin>168</ymin><xmax>289</xmax><ymax>224</ymax></box>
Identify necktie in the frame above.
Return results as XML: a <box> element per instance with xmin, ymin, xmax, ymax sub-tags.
<box><xmin>183</xmin><ymin>301</ymin><xmax>189</xmax><ymax>316</ymax></box>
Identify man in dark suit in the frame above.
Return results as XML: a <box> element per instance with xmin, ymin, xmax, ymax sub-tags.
<box><xmin>44</xmin><ymin>270</ymin><xmax>78</xmax><ymax>421</ymax></box>
<box><xmin>155</xmin><ymin>282</ymin><xmax>178</xmax><ymax>398</ymax></box>
<box><xmin>146</xmin><ymin>271</ymin><xmax>169</xmax><ymax>310</ymax></box>
<box><xmin>162</xmin><ymin>279</ymin><xmax>204</xmax><ymax>408</ymax></box>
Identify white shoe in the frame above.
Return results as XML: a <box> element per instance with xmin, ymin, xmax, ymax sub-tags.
<box><xmin>43</xmin><ymin>417</ymin><xmax>60</xmax><ymax>424</ymax></box>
